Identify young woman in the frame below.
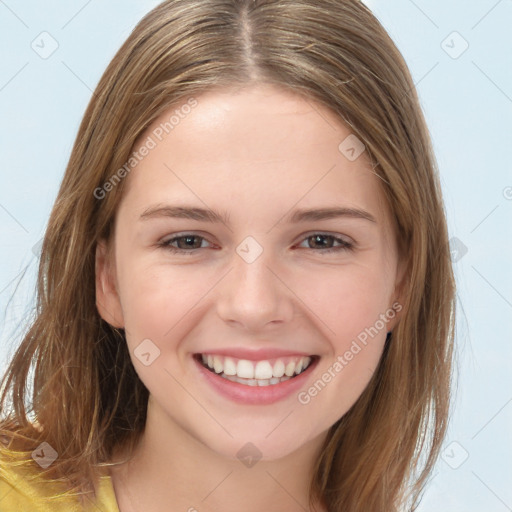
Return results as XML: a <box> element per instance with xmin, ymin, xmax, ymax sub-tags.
<box><xmin>0</xmin><ymin>1</ymin><xmax>455</xmax><ymax>511</ymax></box>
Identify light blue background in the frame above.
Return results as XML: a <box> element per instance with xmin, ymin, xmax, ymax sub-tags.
<box><xmin>1</xmin><ymin>1</ymin><xmax>511</xmax><ymax>510</ymax></box>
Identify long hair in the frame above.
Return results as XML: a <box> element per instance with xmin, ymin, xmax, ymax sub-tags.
<box><xmin>0</xmin><ymin>1</ymin><xmax>455</xmax><ymax>510</ymax></box>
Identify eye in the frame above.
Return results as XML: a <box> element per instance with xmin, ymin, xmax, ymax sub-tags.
<box><xmin>158</xmin><ymin>232</ymin><xmax>354</xmax><ymax>255</ymax></box>
<box><xmin>159</xmin><ymin>234</ymin><xmax>212</xmax><ymax>254</ymax></box>
<box><xmin>296</xmin><ymin>233</ymin><xmax>354</xmax><ymax>253</ymax></box>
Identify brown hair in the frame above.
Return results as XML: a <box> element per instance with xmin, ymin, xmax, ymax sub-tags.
<box><xmin>0</xmin><ymin>1</ymin><xmax>455</xmax><ymax>510</ymax></box>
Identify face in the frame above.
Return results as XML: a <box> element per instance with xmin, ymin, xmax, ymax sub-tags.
<box><xmin>96</xmin><ymin>83</ymin><xmax>404</xmax><ymax>461</ymax></box>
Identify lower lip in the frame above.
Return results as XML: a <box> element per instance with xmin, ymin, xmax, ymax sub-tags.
<box><xmin>193</xmin><ymin>355</ymin><xmax>319</xmax><ymax>405</ymax></box>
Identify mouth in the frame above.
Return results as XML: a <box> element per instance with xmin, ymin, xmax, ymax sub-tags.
<box><xmin>194</xmin><ymin>353</ymin><xmax>317</xmax><ymax>385</ymax></box>
<box><xmin>193</xmin><ymin>352</ymin><xmax>319</xmax><ymax>403</ymax></box>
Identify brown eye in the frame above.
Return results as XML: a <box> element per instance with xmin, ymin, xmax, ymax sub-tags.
<box><xmin>160</xmin><ymin>234</ymin><xmax>210</xmax><ymax>253</ymax></box>
<box><xmin>298</xmin><ymin>233</ymin><xmax>354</xmax><ymax>253</ymax></box>
<box><xmin>307</xmin><ymin>234</ymin><xmax>335</xmax><ymax>249</ymax></box>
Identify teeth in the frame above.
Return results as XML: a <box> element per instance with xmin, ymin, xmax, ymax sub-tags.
<box><xmin>237</xmin><ymin>359</ymin><xmax>254</xmax><ymax>379</ymax></box>
<box><xmin>284</xmin><ymin>361</ymin><xmax>295</xmax><ymax>377</ymax></box>
<box><xmin>213</xmin><ymin>356</ymin><xmax>223</xmax><ymax>374</ymax></box>
<box><xmin>273</xmin><ymin>360</ymin><xmax>285</xmax><ymax>378</ymax></box>
<box><xmin>254</xmin><ymin>361</ymin><xmax>273</xmax><ymax>380</ymax></box>
<box><xmin>200</xmin><ymin>354</ymin><xmax>314</xmax><ymax>383</ymax></box>
<box><xmin>223</xmin><ymin>357</ymin><xmax>237</xmax><ymax>376</ymax></box>
<box><xmin>220</xmin><ymin>374</ymin><xmax>293</xmax><ymax>386</ymax></box>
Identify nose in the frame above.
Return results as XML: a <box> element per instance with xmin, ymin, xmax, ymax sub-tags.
<box><xmin>215</xmin><ymin>247</ymin><xmax>294</xmax><ymax>332</ymax></box>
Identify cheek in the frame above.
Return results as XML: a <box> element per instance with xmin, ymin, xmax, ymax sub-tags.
<box><xmin>115</xmin><ymin>262</ymin><xmax>211</xmax><ymax>396</ymax></box>
<box><xmin>296</xmin><ymin>265</ymin><xmax>390</xmax><ymax>420</ymax></box>
<box><xmin>299</xmin><ymin>263</ymin><xmax>393</xmax><ymax>417</ymax></box>
<box><xmin>298</xmin><ymin>260</ymin><xmax>394</xmax><ymax>346</ymax></box>
<box><xmin>116</xmin><ymin>257</ymin><xmax>208</xmax><ymax>348</ymax></box>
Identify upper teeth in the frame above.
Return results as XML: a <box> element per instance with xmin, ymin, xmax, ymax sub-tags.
<box><xmin>201</xmin><ymin>354</ymin><xmax>312</xmax><ymax>379</ymax></box>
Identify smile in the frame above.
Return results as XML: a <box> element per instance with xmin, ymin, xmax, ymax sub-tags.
<box><xmin>196</xmin><ymin>353</ymin><xmax>315</xmax><ymax>386</ymax></box>
<box><xmin>193</xmin><ymin>353</ymin><xmax>320</xmax><ymax>405</ymax></box>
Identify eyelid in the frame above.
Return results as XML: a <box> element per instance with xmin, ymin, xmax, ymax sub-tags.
<box><xmin>296</xmin><ymin>230</ymin><xmax>354</xmax><ymax>245</ymax></box>
<box><xmin>159</xmin><ymin>231</ymin><xmax>355</xmax><ymax>254</ymax></box>
<box><xmin>294</xmin><ymin>232</ymin><xmax>355</xmax><ymax>253</ymax></box>
<box><xmin>159</xmin><ymin>232</ymin><xmax>215</xmax><ymax>249</ymax></box>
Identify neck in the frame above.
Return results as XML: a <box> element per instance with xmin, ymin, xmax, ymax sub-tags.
<box><xmin>109</xmin><ymin>398</ymin><xmax>328</xmax><ymax>512</ymax></box>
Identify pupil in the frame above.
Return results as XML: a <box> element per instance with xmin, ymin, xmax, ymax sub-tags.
<box><xmin>311</xmin><ymin>235</ymin><xmax>330</xmax><ymax>248</ymax></box>
<box><xmin>178</xmin><ymin>236</ymin><xmax>199</xmax><ymax>249</ymax></box>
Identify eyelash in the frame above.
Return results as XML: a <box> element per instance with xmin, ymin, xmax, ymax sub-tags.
<box><xmin>158</xmin><ymin>233</ymin><xmax>354</xmax><ymax>255</ymax></box>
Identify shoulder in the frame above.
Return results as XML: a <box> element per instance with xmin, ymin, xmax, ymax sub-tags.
<box><xmin>0</xmin><ymin>457</ymin><xmax>79</xmax><ymax>512</ymax></box>
<box><xmin>0</xmin><ymin>425</ymin><xmax>120</xmax><ymax>512</ymax></box>
<box><xmin>0</xmin><ymin>453</ymin><xmax>119</xmax><ymax>512</ymax></box>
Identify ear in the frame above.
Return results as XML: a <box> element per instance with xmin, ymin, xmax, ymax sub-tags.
<box><xmin>95</xmin><ymin>238</ymin><xmax>125</xmax><ymax>328</ymax></box>
<box><xmin>387</xmin><ymin>253</ymin><xmax>409</xmax><ymax>331</ymax></box>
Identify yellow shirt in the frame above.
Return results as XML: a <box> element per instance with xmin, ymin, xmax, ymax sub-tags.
<box><xmin>0</xmin><ymin>462</ymin><xmax>120</xmax><ymax>512</ymax></box>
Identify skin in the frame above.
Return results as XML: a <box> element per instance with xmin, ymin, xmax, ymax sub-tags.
<box><xmin>96</xmin><ymin>83</ymin><xmax>405</xmax><ymax>512</ymax></box>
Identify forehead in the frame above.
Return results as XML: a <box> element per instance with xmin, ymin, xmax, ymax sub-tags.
<box><xmin>118</xmin><ymin>83</ymin><xmax>390</xmax><ymax>226</ymax></box>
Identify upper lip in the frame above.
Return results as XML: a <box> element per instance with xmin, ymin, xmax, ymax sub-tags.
<box><xmin>195</xmin><ymin>347</ymin><xmax>317</xmax><ymax>361</ymax></box>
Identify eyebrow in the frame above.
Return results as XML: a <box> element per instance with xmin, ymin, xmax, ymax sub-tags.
<box><xmin>139</xmin><ymin>205</ymin><xmax>232</xmax><ymax>224</ymax></box>
<box><xmin>139</xmin><ymin>204</ymin><xmax>376</xmax><ymax>225</ymax></box>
